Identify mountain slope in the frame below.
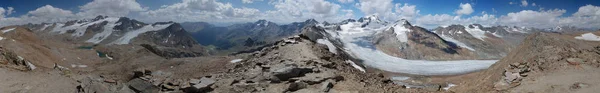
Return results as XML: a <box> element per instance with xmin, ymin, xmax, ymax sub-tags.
<box><xmin>373</xmin><ymin>20</ymin><xmax>477</xmax><ymax>60</ymax></box>
<box><xmin>453</xmin><ymin>31</ymin><xmax>600</xmax><ymax>92</ymax></box>
<box><xmin>434</xmin><ymin>24</ymin><xmax>532</xmax><ymax>59</ymax></box>
<box><xmin>23</xmin><ymin>15</ymin><xmax>209</xmax><ymax>58</ymax></box>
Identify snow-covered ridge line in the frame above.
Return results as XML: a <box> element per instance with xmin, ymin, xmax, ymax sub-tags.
<box><xmin>111</xmin><ymin>23</ymin><xmax>173</xmax><ymax>44</ymax></box>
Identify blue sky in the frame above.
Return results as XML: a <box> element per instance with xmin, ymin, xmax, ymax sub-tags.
<box><xmin>1</xmin><ymin>0</ymin><xmax>600</xmax><ymax>29</ymax></box>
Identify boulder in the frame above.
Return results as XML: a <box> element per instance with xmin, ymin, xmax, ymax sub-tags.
<box><xmin>270</xmin><ymin>64</ymin><xmax>312</xmax><ymax>82</ymax></box>
<box><xmin>232</xmin><ymin>80</ymin><xmax>260</xmax><ymax>92</ymax></box>
<box><xmin>296</xmin><ymin>71</ymin><xmax>338</xmax><ymax>84</ymax></box>
<box><xmin>186</xmin><ymin>77</ymin><xmax>215</xmax><ymax>92</ymax></box>
<box><xmin>287</xmin><ymin>81</ymin><xmax>308</xmax><ymax>92</ymax></box>
<box><xmin>25</xmin><ymin>61</ymin><xmax>36</xmax><ymax>70</ymax></box>
<box><xmin>128</xmin><ymin>78</ymin><xmax>159</xmax><ymax>93</ymax></box>
<box><xmin>320</xmin><ymin>80</ymin><xmax>334</xmax><ymax>92</ymax></box>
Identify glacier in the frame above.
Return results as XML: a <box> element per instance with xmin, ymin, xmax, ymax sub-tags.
<box><xmin>322</xmin><ymin>20</ymin><xmax>497</xmax><ymax>75</ymax></box>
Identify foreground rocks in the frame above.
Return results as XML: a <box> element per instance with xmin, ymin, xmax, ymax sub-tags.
<box><xmin>493</xmin><ymin>62</ymin><xmax>530</xmax><ymax>90</ymax></box>
<box><xmin>0</xmin><ymin>47</ymin><xmax>36</xmax><ymax>71</ymax></box>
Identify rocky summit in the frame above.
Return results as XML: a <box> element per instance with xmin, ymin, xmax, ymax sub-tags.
<box><xmin>1</xmin><ymin>1</ymin><xmax>600</xmax><ymax>93</ymax></box>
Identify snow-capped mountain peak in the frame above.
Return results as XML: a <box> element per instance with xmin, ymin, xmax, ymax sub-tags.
<box><xmin>358</xmin><ymin>14</ymin><xmax>386</xmax><ymax>24</ymax></box>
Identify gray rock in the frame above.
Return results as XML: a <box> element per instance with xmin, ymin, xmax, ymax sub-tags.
<box><xmin>493</xmin><ymin>80</ymin><xmax>510</xmax><ymax>91</ymax></box>
<box><xmin>504</xmin><ymin>72</ymin><xmax>521</xmax><ymax>83</ymax></box>
<box><xmin>297</xmin><ymin>71</ymin><xmax>337</xmax><ymax>84</ymax></box>
<box><xmin>287</xmin><ymin>81</ymin><xmax>308</xmax><ymax>92</ymax></box>
<box><xmin>270</xmin><ymin>64</ymin><xmax>312</xmax><ymax>82</ymax></box>
<box><xmin>189</xmin><ymin>79</ymin><xmax>200</xmax><ymax>84</ymax></box>
<box><xmin>187</xmin><ymin>77</ymin><xmax>215</xmax><ymax>92</ymax></box>
<box><xmin>127</xmin><ymin>78</ymin><xmax>159</xmax><ymax>93</ymax></box>
<box><xmin>320</xmin><ymin>80</ymin><xmax>334</xmax><ymax>92</ymax></box>
<box><xmin>232</xmin><ymin>81</ymin><xmax>260</xmax><ymax>92</ymax></box>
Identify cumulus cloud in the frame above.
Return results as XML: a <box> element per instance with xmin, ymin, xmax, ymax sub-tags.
<box><xmin>532</xmin><ymin>3</ymin><xmax>536</xmax><ymax>6</ymax></box>
<box><xmin>499</xmin><ymin>9</ymin><xmax>565</xmax><ymax>28</ymax></box>
<box><xmin>521</xmin><ymin>0</ymin><xmax>528</xmax><ymax>7</ymax></box>
<box><xmin>572</xmin><ymin>5</ymin><xmax>600</xmax><ymax>17</ymax></box>
<box><xmin>560</xmin><ymin>5</ymin><xmax>600</xmax><ymax>28</ymax></box>
<box><xmin>242</xmin><ymin>0</ymin><xmax>263</xmax><ymax>4</ymax></box>
<box><xmin>265</xmin><ymin>0</ymin><xmax>346</xmax><ymax>23</ymax></box>
<box><xmin>0</xmin><ymin>5</ymin><xmax>76</xmax><ymax>26</ymax></box>
<box><xmin>357</xmin><ymin>0</ymin><xmax>393</xmax><ymax>17</ymax></box>
<box><xmin>355</xmin><ymin>0</ymin><xmax>420</xmax><ymax>21</ymax></box>
<box><xmin>0</xmin><ymin>7</ymin><xmax>15</xmax><ymax>18</ymax></box>
<box><xmin>141</xmin><ymin>0</ymin><xmax>261</xmax><ymax>23</ymax></box>
<box><xmin>393</xmin><ymin>3</ymin><xmax>419</xmax><ymax>20</ymax></box>
<box><xmin>455</xmin><ymin>3</ymin><xmax>474</xmax><ymax>15</ymax></box>
<box><xmin>77</xmin><ymin>0</ymin><xmax>145</xmax><ymax>17</ymax></box>
<box><xmin>337</xmin><ymin>0</ymin><xmax>354</xmax><ymax>3</ymax></box>
<box><xmin>0</xmin><ymin>7</ymin><xmax>6</xmax><ymax>18</ymax></box>
<box><xmin>415</xmin><ymin>13</ymin><xmax>497</xmax><ymax>28</ymax></box>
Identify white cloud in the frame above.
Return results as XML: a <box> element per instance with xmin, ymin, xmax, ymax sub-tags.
<box><xmin>337</xmin><ymin>0</ymin><xmax>354</xmax><ymax>3</ymax></box>
<box><xmin>415</xmin><ymin>13</ymin><xmax>497</xmax><ymax>28</ymax></box>
<box><xmin>265</xmin><ymin>0</ymin><xmax>345</xmax><ymax>23</ymax></box>
<box><xmin>0</xmin><ymin>5</ymin><xmax>76</xmax><ymax>26</ymax></box>
<box><xmin>509</xmin><ymin>2</ymin><xmax>514</xmax><ymax>5</ymax></box>
<box><xmin>499</xmin><ymin>9</ymin><xmax>565</xmax><ymax>28</ymax></box>
<box><xmin>342</xmin><ymin>9</ymin><xmax>354</xmax><ymax>19</ymax></box>
<box><xmin>393</xmin><ymin>3</ymin><xmax>419</xmax><ymax>20</ymax></box>
<box><xmin>0</xmin><ymin>7</ymin><xmax>15</xmax><ymax>18</ymax></box>
<box><xmin>520</xmin><ymin>0</ymin><xmax>528</xmax><ymax>7</ymax></box>
<box><xmin>242</xmin><ymin>0</ymin><xmax>264</xmax><ymax>4</ymax></box>
<box><xmin>0</xmin><ymin>7</ymin><xmax>6</xmax><ymax>18</ymax></box>
<box><xmin>357</xmin><ymin>0</ymin><xmax>393</xmax><ymax>16</ymax></box>
<box><xmin>77</xmin><ymin>0</ymin><xmax>145</xmax><ymax>17</ymax></box>
<box><xmin>572</xmin><ymin>5</ymin><xmax>600</xmax><ymax>17</ymax></box>
<box><xmin>141</xmin><ymin>0</ymin><xmax>261</xmax><ymax>23</ymax></box>
<box><xmin>26</xmin><ymin>5</ymin><xmax>75</xmax><ymax>19</ymax></box>
<box><xmin>532</xmin><ymin>3</ymin><xmax>536</xmax><ymax>6</ymax></box>
<box><xmin>455</xmin><ymin>3</ymin><xmax>474</xmax><ymax>15</ymax></box>
<box><xmin>560</xmin><ymin>5</ymin><xmax>600</xmax><ymax>28</ymax></box>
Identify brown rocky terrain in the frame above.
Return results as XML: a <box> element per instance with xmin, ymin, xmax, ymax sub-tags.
<box><xmin>450</xmin><ymin>32</ymin><xmax>600</xmax><ymax>92</ymax></box>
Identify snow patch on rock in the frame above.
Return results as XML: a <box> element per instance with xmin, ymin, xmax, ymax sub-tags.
<box><xmin>317</xmin><ymin>39</ymin><xmax>337</xmax><ymax>54</ymax></box>
<box><xmin>1</xmin><ymin>28</ymin><xmax>15</xmax><ymax>33</ymax></box>
<box><xmin>575</xmin><ymin>33</ymin><xmax>600</xmax><ymax>41</ymax></box>
<box><xmin>230</xmin><ymin>59</ymin><xmax>243</xmax><ymax>63</ymax></box>
<box><xmin>85</xmin><ymin>18</ymin><xmax>120</xmax><ymax>44</ymax></box>
<box><xmin>345</xmin><ymin>60</ymin><xmax>366</xmax><ymax>72</ymax></box>
<box><xmin>464</xmin><ymin>25</ymin><xmax>488</xmax><ymax>41</ymax></box>
<box><xmin>442</xmin><ymin>83</ymin><xmax>457</xmax><ymax>90</ymax></box>
<box><xmin>392</xmin><ymin>24</ymin><xmax>411</xmax><ymax>42</ymax></box>
<box><xmin>439</xmin><ymin>35</ymin><xmax>476</xmax><ymax>51</ymax></box>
